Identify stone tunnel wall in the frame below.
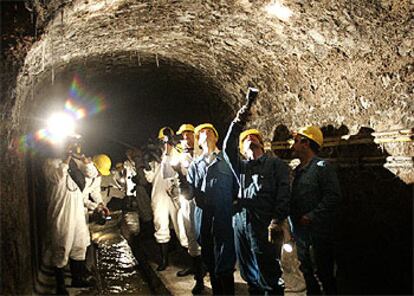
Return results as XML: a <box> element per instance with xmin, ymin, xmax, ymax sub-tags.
<box><xmin>1</xmin><ymin>0</ymin><xmax>413</xmax><ymax>294</ymax></box>
<box><xmin>8</xmin><ymin>0</ymin><xmax>414</xmax><ymax>135</ymax></box>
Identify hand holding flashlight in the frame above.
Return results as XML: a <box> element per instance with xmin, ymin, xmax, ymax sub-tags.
<box><xmin>235</xmin><ymin>87</ymin><xmax>259</xmax><ymax>124</ymax></box>
<box><xmin>246</xmin><ymin>87</ymin><xmax>259</xmax><ymax>109</ymax></box>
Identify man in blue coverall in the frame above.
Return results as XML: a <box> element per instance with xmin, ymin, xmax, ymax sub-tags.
<box><xmin>223</xmin><ymin>106</ymin><xmax>290</xmax><ymax>295</ymax></box>
<box><xmin>183</xmin><ymin>123</ymin><xmax>236</xmax><ymax>295</ymax></box>
<box><xmin>290</xmin><ymin>126</ymin><xmax>341</xmax><ymax>295</ymax></box>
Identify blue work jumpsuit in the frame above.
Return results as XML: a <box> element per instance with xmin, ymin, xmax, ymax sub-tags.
<box><xmin>290</xmin><ymin>156</ymin><xmax>341</xmax><ymax>295</ymax></box>
<box><xmin>186</xmin><ymin>151</ymin><xmax>236</xmax><ymax>294</ymax></box>
<box><xmin>223</xmin><ymin>121</ymin><xmax>290</xmax><ymax>294</ymax></box>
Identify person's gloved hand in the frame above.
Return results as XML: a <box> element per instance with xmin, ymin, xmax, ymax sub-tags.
<box><xmin>268</xmin><ymin>219</ymin><xmax>283</xmax><ymax>243</ymax></box>
<box><xmin>96</xmin><ymin>203</ymin><xmax>110</xmax><ymax>216</ymax></box>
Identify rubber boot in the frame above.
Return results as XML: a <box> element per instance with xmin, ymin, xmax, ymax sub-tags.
<box><xmin>220</xmin><ymin>273</ymin><xmax>235</xmax><ymax>295</ymax></box>
<box><xmin>191</xmin><ymin>256</ymin><xmax>205</xmax><ymax>294</ymax></box>
<box><xmin>248</xmin><ymin>283</ymin><xmax>263</xmax><ymax>295</ymax></box>
<box><xmin>177</xmin><ymin>250</ymin><xmax>195</xmax><ymax>277</ymax></box>
<box><xmin>70</xmin><ymin>259</ymin><xmax>95</xmax><ymax>287</ymax></box>
<box><xmin>177</xmin><ymin>266</ymin><xmax>194</xmax><ymax>277</ymax></box>
<box><xmin>210</xmin><ymin>274</ymin><xmax>223</xmax><ymax>295</ymax></box>
<box><xmin>157</xmin><ymin>243</ymin><xmax>169</xmax><ymax>271</ymax></box>
<box><xmin>54</xmin><ymin>267</ymin><xmax>68</xmax><ymax>295</ymax></box>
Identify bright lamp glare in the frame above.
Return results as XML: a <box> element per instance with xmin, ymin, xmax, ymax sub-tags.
<box><xmin>282</xmin><ymin>243</ymin><xmax>293</xmax><ymax>253</ymax></box>
<box><xmin>265</xmin><ymin>1</ymin><xmax>293</xmax><ymax>22</ymax></box>
<box><xmin>47</xmin><ymin>112</ymin><xmax>75</xmax><ymax>142</ymax></box>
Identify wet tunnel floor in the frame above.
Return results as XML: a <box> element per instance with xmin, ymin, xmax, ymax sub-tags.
<box><xmin>74</xmin><ymin>213</ymin><xmax>250</xmax><ymax>296</ymax></box>
<box><xmin>74</xmin><ymin>217</ymin><xmax>152</xmax><ymax>295</ymax></box>
<box><xmin>36</xmin><ymin>210</ymin><xmax>308</xmax><ymax>296</ymax></box>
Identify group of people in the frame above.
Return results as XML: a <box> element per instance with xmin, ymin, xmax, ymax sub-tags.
<box><xmin>42</xmin><ymin>102</ymin><xmax>342</xmax><ymax>296</ymax></box>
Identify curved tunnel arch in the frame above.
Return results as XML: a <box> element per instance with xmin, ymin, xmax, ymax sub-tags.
<box><xmin>1</xmin><ymin>0</ymin><xmax>413</xmax><ymax>294</ymax></box>
<box><xmin>22</xmin><ymin>50</ymin><xmax>237</xmax><ymax>161</ymax></box>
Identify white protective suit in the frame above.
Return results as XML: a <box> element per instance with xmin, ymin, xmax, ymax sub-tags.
<box><xmin>124</xmin><ymin>159</ymin><xmax>153</xmax><ymax>222</ymax></box>
<box><xmin>145</xmin><ymin>160</ymin><xmax>187</xmax><ymax>245</ymax></box>
<box><xmin>73</xmin><ymin>159</ymin><xmax>104</xmax><ymax>212</ymax></box>
<box><xmin>161</xmin><ymin>152</ymin><xmax>201</xmax><ymax>257</ymax></box>
<box><xmin>43</xmin><ymin>158</ymin><xmax>91</xmax><ymax>268</ymax></box>
<box><xmin>124</xmin><ymin>160</ymin><xmax>137</xmax><ymax>197</ymax></box>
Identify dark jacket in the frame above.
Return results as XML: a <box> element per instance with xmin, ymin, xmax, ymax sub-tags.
<box><xmin>291</xmin><ymin>156</ymin><xmax>341</xmax><ymax>237</ymax></box>
<box><xmin>223</xmin><ymin>121</ymin><xmax>290</xmax><ymax>246</ymax></box>
<box><xmin>186</xmin><ymin>151</ymin><xmax>236</xmax><ymax>275</ymax></box>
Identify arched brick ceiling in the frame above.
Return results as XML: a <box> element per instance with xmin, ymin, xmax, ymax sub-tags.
<box><xmin>10</xmin><ymin>0</ymin><xmax>412</xmax><ymax>143</ymax></box>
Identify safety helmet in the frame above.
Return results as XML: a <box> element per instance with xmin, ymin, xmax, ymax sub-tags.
<box><xmin>92</xmin><ymin>154</ymin><xmax>112</xmax><ymax>176</ymax></box>
<box><xmin>239</xmin><ymin>129</ymin><xmax>264</xmax><ymax>154</ymax></box>
<box><xmin>177</xmin><ymin>123</ymin><xmax>195</xmax><ymax>135</ymax></box>
<box><xmin>295</xmin><ymin>125</ymin><xmax>323</xmax><ymax>147</ymax></box>
<box><xmin>158</xmin><ymin>127</ymin><xmax>175</xmax><ymax>140</ymax></box>
<box><xmin>194</xmin><ymin>123</ymin><xmax>219</xmax><ymax>139</ymax></box>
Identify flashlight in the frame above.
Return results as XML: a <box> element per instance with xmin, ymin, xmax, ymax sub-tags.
<box><xmin>47</xmin><ymin>112</ymin><xmax>76</xmax><ymax>143</ymax></box>
<box><xmin>246</xmin><ymin>87</ymin><xmax>259</xmax><ymax>108</ymax></box>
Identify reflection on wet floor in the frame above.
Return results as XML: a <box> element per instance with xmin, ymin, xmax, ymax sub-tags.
<box><xmin>37</xmin><ymin>210</ymin><xmax>305</xmax><ymax>296</ymax></box>
<box><xmin>97</xmin><ymin>238</ymin><xmax>151</xmax><ymax>295</ymax></box>
<box><xmin>77</xmin><ymin>214</ymin><xmax>152</xmax><ymax>295</ymax></box>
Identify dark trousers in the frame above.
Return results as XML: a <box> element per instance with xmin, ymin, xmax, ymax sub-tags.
<box><xmin>294</xmin><ymin>225</ymin><xmax>337</xmax><ymax>295</ymax></box>
<box><xmin>255</xmin><ymin>241</ymin><xmax>283</xmax><ymax>295</ymax></box>
<box><xmin>235</xmin><ymin>210</ymin><xmax>283</xmax><ymax>295</ymax></box>
<box><xmin>234</xmin><ymin>210</ymin><xmax>261</xmax><ymax>290</ymax></box>
<box><xmin>199</xmin><ymin>210</ymin><xmax>235</xmax><ymax>295</ymax></box>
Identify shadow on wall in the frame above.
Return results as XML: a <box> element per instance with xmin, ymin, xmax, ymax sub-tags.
<box><xmin>272</xmin><ymin>124</ymin><xmax>413</xmax><ymax>295</ymax></box>
<box><xmin>26</xmin><ymin>154</ymin><xmax>51</xmax><ymax>294</ymax></box>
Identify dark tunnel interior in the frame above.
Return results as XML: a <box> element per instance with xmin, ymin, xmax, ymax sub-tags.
<box><xmin>29</xmin><ymin>55</ymin><xmax>235</xmax><ymax>163</ymax></box>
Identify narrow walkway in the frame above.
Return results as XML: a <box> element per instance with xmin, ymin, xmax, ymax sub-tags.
<box><xmin>140</xmin><ymin>237</ymin><xmax>249</xmax><ymax>295</ymax></box>
<box><xmin>36</xmin><ymin>213</ymin><xmax>305</xmax><ymax>295</ymax></box>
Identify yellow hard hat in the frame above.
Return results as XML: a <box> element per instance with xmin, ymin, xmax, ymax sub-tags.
<box><xmin>92</xmin><ymin>154</ymin><xmax>111</xmax><ymax>176</ymax></box>
<box><xmin>177</xmin><ymin>124</ymin><xmax>195</xmax><ymax>135</ymax></box>
<box><xmin>194</xmin><ymin>123</ymin><xmax>219</xmax><ymax>139</ymax></box>
<box><xmin>239</xmin><ymin>129</ymin><xmax>264</xmax><ymax>154</ymax></box>
<box><xmin>296</xmin><ymin>126</ymin><xmax>323</xmax><ymax>147</ymax></box>
<box><xmin>158</xmin><ymin>127</ymin><xmax>175</xmax><ymax>140</ymax></box>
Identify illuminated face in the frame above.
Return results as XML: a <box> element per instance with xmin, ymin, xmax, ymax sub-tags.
<box><xmin>242</xmin><ymin>134</ymin><xmax>262</xmax><ymax>158</ymax></box>
<box><xmin>115</xmin><ymin>163</ymin><xmax>124</xmax><ymax>173</ymax></box>
<box><xmin>181</xmin><ymin>131</ymin><xmax>195</xmax><ymax>149</ymax></box>
<box><xmin>198</xmin><ymin>128</ymin><xmax>217</xmax><ymax>147</ymax></box>
<box><xmin>291</xmin><ymin>134</ymin><xmax>307</xmax><ymax>157</ymax></box>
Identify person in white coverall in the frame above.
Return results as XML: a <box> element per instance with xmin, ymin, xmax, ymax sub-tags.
<box><xmin>81</xmin><ymin>154</ymin><xmax>111</xmax><ymax>213</ymax></box>
<box><xmin>161</xmin><ymin>123</ymin><xmax>205</xmax><ymax>294</ymax></box>
<box><xmin>43</xmin><ymin>147</ymin><xmax>110</xmax><ymax>295</ymax></box>
<box><xmin>144</xmin><ymin>127</ymin><xmax>187</xmax><ymax>271</ymax></box>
